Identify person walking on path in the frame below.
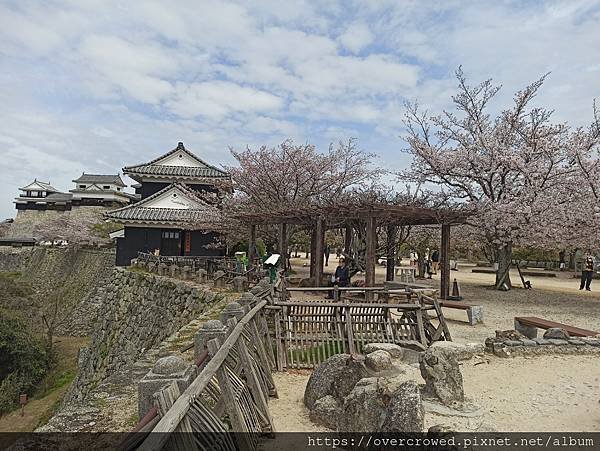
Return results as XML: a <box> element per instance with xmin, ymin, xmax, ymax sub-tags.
<box><xmin>580</xmin><ymin>254</ymin><xmax>595</xmax><ymax>291</ymax></box>
<box><xmin>324</xmin><ymin>245</ymin><xmax>331</xmax><ymax>266</ymax></box>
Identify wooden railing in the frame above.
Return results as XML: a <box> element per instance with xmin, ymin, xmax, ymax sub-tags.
<box><xmin>137</xmin><ymin>299</ymin><xmax>276</xmax><ymax>451</ymax></box>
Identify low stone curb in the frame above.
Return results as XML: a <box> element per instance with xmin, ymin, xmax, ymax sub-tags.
<box><xmin>486</xmin><ymin>337</ymin><xmax>600</xmax><ymax>357</ymax></box>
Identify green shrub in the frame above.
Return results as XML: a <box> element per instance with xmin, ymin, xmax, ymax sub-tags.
<box><xmin>0</xmin><ymin>311</ymin><xmax>49</xmax><ymax>414</ymax></box>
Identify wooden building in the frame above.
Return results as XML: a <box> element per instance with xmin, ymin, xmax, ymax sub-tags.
<box><xmin>14</xmin><ymin>179</ymin><xmax>73</xmax><ymax>211</ymax></box>
<box><xmin>107</xmin><ymin>143</ymin><xmax>230</xmax><ymax>266</ymax></box>
<box><xmin>123</xmin><ymin>142</ymin><xmax>230</xmax><ymax>200</ymax></box>
<box><xmin>70</xmin><ymin>173</ymin><xmax>135</xmax><ymax>206</ymax></box>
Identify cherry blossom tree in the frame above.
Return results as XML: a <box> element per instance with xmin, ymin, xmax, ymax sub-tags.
<box><xmin>402</xmin><ymin>68</ymin><xmax>600</xmax><ymax>289</ymax></box>
<box><xmin>222</xmin><ymin>139</ymin><xmax>382</xmax><ymax>265</ymax></box>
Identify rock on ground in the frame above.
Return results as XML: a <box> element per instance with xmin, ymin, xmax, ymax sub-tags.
<box><xmin>309</xmin><ymin>395</ymin><xmax>340</xmax><ymax>429</ymax></box>
<box><xmin>381</xmin><ymin>380</ymin><xmax>424</xmax><ymax>432</ymax></box>
<box><xmin>303</xmin><ymin>354</ymin><xmax>368</xmax><ymax>410</ymax></box>
<box><xmin>420</xmin><ymin>347</ymin><xmax>465</xmax><ymax>406</ymax></box>
<box><xmin>363</xmin><ymin>343</ymin><xmax>404</xmax><ymax>358</ymax></box>
<box><xmin>365</xmin><ymin>350</ymin><xmax>393</xmax><ymax>371</ymax></box>
<box><xmin>337</xmin><ymin>378</ymin><xmax>385</xmax><ymax>432</ymax></box>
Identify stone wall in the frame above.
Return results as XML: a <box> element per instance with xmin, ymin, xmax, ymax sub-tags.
<box><xmin>0</xmin><ymin>246</ymin><xmax>116</xmax><ymax>336</ymax></box>
<box><xmin>0</xmin><ymin>247</ymin><xmax>30</xmax><ymax>271</ymax></box>
<box><xmin>66</xmin><ymin>268</ymin><xmax>221</xmax><ymax>402</ymax></box>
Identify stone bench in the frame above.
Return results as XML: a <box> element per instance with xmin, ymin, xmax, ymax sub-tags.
<box><xmin>514</xmin><ymin>316</ymin><xmax>599</xmax><ymax>339</ymax></box>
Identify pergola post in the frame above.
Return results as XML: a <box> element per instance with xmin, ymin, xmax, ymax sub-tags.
<box><xmin>278</xmin><ymin>223</ymin><xmax>288</xmax><ymax>271</ymax></box>
<box><xmin>365</xmin><ymin>216</ymin><xmax>377</xmax><ymax>288</ymax></box>
<box><xmin>313</xmin><ymin>218</ymin><xmax>324</xmax><ymax>287</ymax></box>
<box><xmin>440</xmin><ymin>224</ymin><xmax>451</xmax><ymax>300</ymax></box>
<box><xmin>248</xmin><ymin>224</ymin><xmax>256</xmax><ymax>264</ymax></box>
<box><xmin>309</xmin><ymin>227</ymin><xmax>316</xmax><ymax>278</ymax></box>
<box><xmin>386</xmin><ymin>224</ymin><xmax>396</xmax><ymax>282</ymax></box>
<box><xmin>344</xmin><ymin>224</ymin><xmax>352</xmax><ymax>255</ymax></box>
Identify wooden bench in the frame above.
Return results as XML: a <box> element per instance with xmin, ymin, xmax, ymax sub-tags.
<box><xmin>421</xmin><ymin>298</ymin><xmax>483</xmax><ymax>326</ymax></box>
<box><xmin>514</xmin><ymin>316</ymin><xmax>599</xmax><ymax>339</ymax></box>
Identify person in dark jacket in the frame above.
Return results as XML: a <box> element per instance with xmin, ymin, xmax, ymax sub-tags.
<box><xmin>580</xmin><ymin>255</ymin><xmax>595</xmax><ymax>291</ymax></box>
<box><xmin>431</xmin><ymin>249</ymin><xmax>440</xmax><ymax>274</ymax></box>
<box><xmin>326</xmin><ymin>257</ymin><xmax>350</xmax><ymax>298</ymax></box>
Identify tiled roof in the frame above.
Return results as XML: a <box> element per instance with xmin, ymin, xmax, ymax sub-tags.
<box><xmin>73</xmin><ymin>173</ymin><xmax>126</xmax><ymax>186</ymax></box>
<box><xmin>104</xmin><ymin>183</ymin><xmax>221</xmax><ymax>227</ymax></box>
<box><xmin>43</xmin><ymin>193</ymin><xmax>73</xmax><ymax>202</ymax></box>
<box><xmin>123</xmin><ymin>142</ymin><xmax>229</xmax><ymax>180</ymax></box>
<box><xmin>20</xmin><ymin>179</ymin><xmax>59</xmax><ymax>192</ymax></box>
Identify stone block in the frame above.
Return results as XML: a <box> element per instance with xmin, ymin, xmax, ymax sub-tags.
<box><xmin>213</xmin><ymin>270</ymin><xmax>226</xmax><ymax>288</ymax></box>
<box><xmin>232</xmin><ymin>276</ymin><xmax>248</xmax><ymax>292</ymax></box>
<box><xmin>197</xmin><ymin>269</ymin><xmax>207</xmax><ymax>283</ymax></box>
<box><xmin>467</xmin><ymin>306</ymin><xmax>484</xmax><ymax>325</ymax></box>
<box><xmin>521</xmin><ymin>339</ymin><xmax>537</xmax><ymax>347</ymax></box>
<box><xmin>514</xmin><ymin>319</ymin><xmax>537</xmax><ymax>339</ymax></box>
<box><xmin>158</xmin><ymin>263</ymin><xmax>167</xmax><ymax>276</ymax></box>
<box><xmin>182</xmin><ymin>266</ymin><xmax>192</xmax><ymax>280</ymax></box>
<box><xmin>533</xmin><ymin>338</ymin><xmax>551</xmax><ymax>345</ymax></box>
<box><xmin>238</xmin><ymin>292</ymin><xmax>259</xmax><ymax>308</ymax></box>
<box><xmin>568</xmin><ymin>339</ymin><xmax>586</xmax><ymax>346</ymax></box>
<box><xmin>169</xmin><ymin>265</ymin><xmax>179</xmax><ymax>278</ymax></box>
<box><xmin>504</xmin><ymin>340</ymin><xmax>522</xmax><ymax>347</ymax></box>
<box><xmin>138</xmin><ymin>356</ymin><xmax>196</xmax><ymax>418</ymax></box>
<box><xmin>194</xmin><ymin>320</ymin><xmax>227</xmax><ymax>361</ymax></box>
<box><xmin>220</xmin><ymin>302</ymin><xmax>245</xmax><ymax>326</ymax></box>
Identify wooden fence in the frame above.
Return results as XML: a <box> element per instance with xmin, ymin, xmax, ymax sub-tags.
<box><xmin>137</xmin><ymin>300</ymin><xmax>276</xmax><ymax>451</ymax></box>
<box><xmin>272</xmin><ymin>289</ymin><xmax>450</xmax><ymax>370</ymax></box>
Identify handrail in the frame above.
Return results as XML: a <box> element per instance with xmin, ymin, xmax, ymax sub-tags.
<box><xmin>137</xmin><ymin>299</ymin><xmax>268</xmax><ymax>451</ymax></box>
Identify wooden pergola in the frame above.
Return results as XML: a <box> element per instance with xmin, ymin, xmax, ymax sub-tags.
<box><xmin>235</xmin><ymin>202</ymin><xmax>468</xmax><ymax>300</ymax></box>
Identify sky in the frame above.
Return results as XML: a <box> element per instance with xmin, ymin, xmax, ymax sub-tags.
<box><xmin>1</xmin><ymin>0</ymin><xmax>599</xmax><ymax>219</ymax></box>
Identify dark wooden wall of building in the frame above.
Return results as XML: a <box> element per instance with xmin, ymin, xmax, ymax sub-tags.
<box><xmin>116</xmin><ymin>227</ymin><xmax>224</xmax><ymax>266</ymax></box>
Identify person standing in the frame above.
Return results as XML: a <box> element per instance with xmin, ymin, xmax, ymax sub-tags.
<box><xmin>324</xmin><ymin>244</ymin><xmax>331</xmax><ymax>267</ymax></box>
<box><xmin>580</xmin><ymin>254</ymin><xmax>595</xmax><ymax>291</ymax></box>
<box><xmin>326</xmin><ymin>257</ymin><xmax>350</xmax><ymax>298</ymax></box>
<box><xmin>431</xmin><ymin>249</ymin><xmax>440</xmax><ymax>274</ymax></box>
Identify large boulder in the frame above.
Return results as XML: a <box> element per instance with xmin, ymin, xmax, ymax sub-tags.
<box><xmin>338</xmin><ymin>377</ymin><xmax>424</xmax><ymax>432</ymax></box>
<box><xmin>365</xmin><ymin>350</ymin><xmax>393</xmax><ymax>372</ymax></box>
<box><xmin>381</xmin><ymin>380</ymin><xmax>424</xmax><ymax>432</ymax></box>
<box><xmin>363</xmin><ymin>343</ymin><xmax>404</xmax><ymax>359</ymax></box>
<box><xmin>304</xmin><ymin>354</ymin><xmax>369</xmax><ymax>410</ymax></box>
<box><xmin>309</xmin><ymin>395</ymin><xmax>340</xmax><ymax>429</ymax></box>
<box><xmin>420</xmin><ymin>347</ymin><xmax>464</xmax><ymax>406</ymax></box>
<box><xmin>337</xmin><ymin>378</ymin><xmax>384</xmax><ymax>432</ymax></box>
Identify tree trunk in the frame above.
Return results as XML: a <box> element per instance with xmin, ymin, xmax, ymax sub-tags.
<box><xmin>495</xmin><ymin>243</ymin><xmax>512</xmax><ymax>290</ymax></box>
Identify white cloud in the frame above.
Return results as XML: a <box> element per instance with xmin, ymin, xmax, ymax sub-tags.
<box><xmin>338</xmin><ymin>22</ymin><xmax>374</xmax><ymax>54</ymax></box>
<box><xmin>166</xmin><ymin>81</ymin><xmax>284</xmax><ymax>119</ymax></box>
